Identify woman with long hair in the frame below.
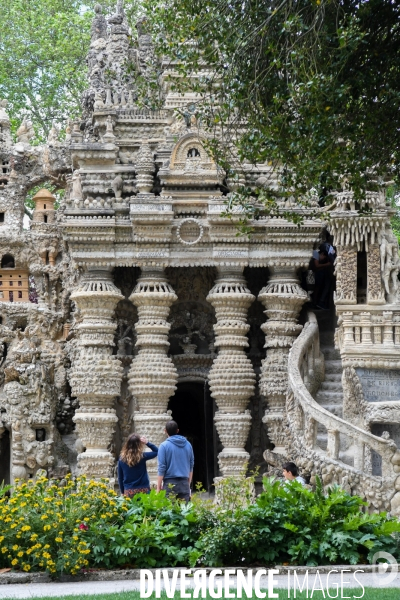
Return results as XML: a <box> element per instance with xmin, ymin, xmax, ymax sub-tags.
<box><xmin>118</xmin><ymin>434</ymin><xmax>158</xmax><ymax>497</ymax></box>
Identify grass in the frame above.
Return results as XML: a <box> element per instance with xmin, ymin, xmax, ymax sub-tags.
<box><xmin>2</xmin><ymin>590</ymin><xmax>400</xmax><ymax>600</ymax></box>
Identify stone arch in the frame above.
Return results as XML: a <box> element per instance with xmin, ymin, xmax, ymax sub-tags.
<box><xmin>169</xmin><ymin>134</ymin><xmax>216</xmax><ymax>171</ymax></box>
<box><xmin>1</xmin><ymin>254</ymin><xmax>15</xmax><ymax>268</ymax></box>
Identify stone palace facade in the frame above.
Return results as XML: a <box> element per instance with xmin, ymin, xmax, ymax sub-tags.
<box><xmin>2</xmin><ymin>1</ymin><xmax>400</xmax><ymax>512</ymax></box>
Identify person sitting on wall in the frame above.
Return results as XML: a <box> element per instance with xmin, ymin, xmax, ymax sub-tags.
<box><xmin>118</xmin><ymin>434</ymin><xmax>158</xmax><ymax>497</ymax></box>
<box><xmin>157</xmin><ymin>420</ymin><xmax>194</xmax><ymax>502</ymax></box>
<box><xmin>282</xmin><ymin>461</ymin><xmax>306</xmax><ymax>486</ymax></box>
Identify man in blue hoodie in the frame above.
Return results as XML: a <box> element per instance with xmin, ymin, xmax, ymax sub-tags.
<box><xmin>156</xmin><ymin>420</ymin><xmax>194</xmax><ymax>501</ymax></box>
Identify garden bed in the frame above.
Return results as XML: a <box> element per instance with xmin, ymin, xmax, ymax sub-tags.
<box><xmin>0</xmin><ymin>474</ymin><xmax>399</xmax><ymax>576</ymax></box>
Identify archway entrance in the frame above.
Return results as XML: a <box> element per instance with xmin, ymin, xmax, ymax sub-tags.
<box><xmin>168</xmin><ymin>381</ymin><xmax>216</xmax><ymax>492</ymax></box>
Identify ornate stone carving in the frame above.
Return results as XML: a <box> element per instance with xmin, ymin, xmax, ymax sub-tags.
<box><xmin>70</xmin><ymin>269</ymin><xmax>123</xmax><ymax>477</ymax></box>
<box><xmin>334</xmin><ymin>245</ymin><xmax>357</xmax><ymax>304</ymax></box>
<box><xmin>176</xmin><ymin>218</ymin><xmax>204</xmax><ymax>245</ymax></box>
<box><xmin>135</xmin><ymin>142</ymin><xmax>155</xmax><ymax>194</ymax></box>
<box><xmin>258</xmin><ymin>268</ymin><xmax>307</xmax><ymax>454</ymax></box>
<box><xmin>128</xmin><ymin>267</ymin><xmax>178</xmax><ymax>480</ymax></box>
<box><xmin>207</xmin><ymin>267</ymin><xmax>256</xmax><ymax>476</ymax></box>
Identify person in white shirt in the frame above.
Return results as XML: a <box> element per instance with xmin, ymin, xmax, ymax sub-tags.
<box><xmin>282</xmin><ymin>461</ymin><xmax>306</xmax><ymax>486</ymax></box>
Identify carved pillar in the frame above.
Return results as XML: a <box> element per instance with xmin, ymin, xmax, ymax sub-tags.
<box><xmin>70</xmin><ymin>269</ymin><xmax>123</xmax><ymax>478</ymax></box>
<box><xmin>207</xmin><ymin>267</ymin><xmax>256</xmax><ymax>477</ymax></box>
<box><xmin>367</xmin><ymin>244</ymin><xmax>384</xmax><ymax>304</ymax></box>
<box><xmin>128</xmin><ymin>268</ymin><xmax>178</xmax><ymax>481</ymax></box>
<box><xmin>258</xmin><ymin>268</ymin><xmax>308</xmax><ymax>454</ymax></box>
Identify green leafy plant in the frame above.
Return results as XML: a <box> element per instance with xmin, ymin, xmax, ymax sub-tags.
<box><xmin>191</xmin><ymin>477</ymin><xmax>400</xmax><ymax>567</ymax></box>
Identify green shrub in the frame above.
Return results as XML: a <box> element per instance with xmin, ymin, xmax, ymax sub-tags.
<box><xmin>0</xmin><ymin>475</ymin><xmax>126</xmax><ymax>574</ymax></box>
<box><xmin>86</xmin><ymin>490</ymin><xmax>198</xmax><ymax>568</ymax></box>
<box><xmin>191</xmin><ymin>477</ymin><xmax>400</xmax><ymax>567</ymax></box>
<box><xmin>2</xmin><ymin>474</ymin><xmax>399</xmax><ymax>574</ymax></box>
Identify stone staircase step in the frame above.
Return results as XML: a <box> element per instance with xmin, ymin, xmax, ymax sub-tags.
<box><xmin>315</xmin><ymin>391</ymin><xmax>343</xmax><ymax>402</ymax></box>
<box><xmin>323</xmin><ymin>362</ymin><xmax>343</xmax><ymax>374</ymax></box>
<box><xmin>324</xmin><ymin>373</ymin><xmax>342</xmax><ymax>381</ymax></box>
<box><xmin>320</xmin><ymin>381</ymin><xmax>343</xmax><ymax>391</ymax></box>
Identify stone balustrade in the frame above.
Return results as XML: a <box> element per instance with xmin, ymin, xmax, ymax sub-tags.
<box><xmin>287</xmin><ymin>312</ymin><xmax>399</xmax><ymax>494</ymax></box>
<box><xmin>336</xmin><ymin>309</ymin><xmax>400</xmax><ymax>368</ymax></box>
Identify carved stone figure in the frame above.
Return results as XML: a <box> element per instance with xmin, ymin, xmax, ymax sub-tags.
<box><xmin>111</xmin><ymin>174</ymin><xmax>123</xmax><ymax>199</ymax></box>
<box><xmin>71</xmin><ymin>170</ymin><xmax>83</xmax><ymax>201</ymax></box>
<box><xmin>16</xmin><ymin>119</ymin><xmax>35</xmax><ymax>144</ymax></box>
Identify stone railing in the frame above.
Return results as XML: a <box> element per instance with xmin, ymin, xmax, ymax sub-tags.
<box><xmin>336</xmin><ymin>309</ymin><xmax>400</xmax><ymax>368</ymax></box>
<box><xmin>287</xmin><ymin>312</ymin><xmax>398</xmax><ymax>480</ymax></box>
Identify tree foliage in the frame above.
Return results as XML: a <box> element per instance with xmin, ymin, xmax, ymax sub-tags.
<box><xmin>144</xmin><ymin>0</ymin><xmax>400</xmax><ymax>202</ymax></box>
<box><xmin>0</xmin><ymin>0</ymin><xmax>139</xmax><ymax>140</ymax></box>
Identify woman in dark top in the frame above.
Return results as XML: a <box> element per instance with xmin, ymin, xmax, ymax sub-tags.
<box><xmin>118</xmin><ymin>434</ymin><xmax>158</xmax><ymax>497</ymax></box>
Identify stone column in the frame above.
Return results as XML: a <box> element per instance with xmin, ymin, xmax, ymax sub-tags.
<box><xmin>207</xmin><ymin>267</ymin><xmax>256</xmax><ymax>477</ymax></box>
<box><xmin>335</xmin><ymin>245</ymin><xmax>357</xmax><ymax>304</ymax></box>
<box><xmin>128</xmin><ymin>268</ymin><xmax>178</xmax><ymax>482</ymax></box>
<box><xmin>70</xmin><ymin>269</ymin><xmax>123</xmax><ymax>478</ymax></box>
<box><xmin>367</xmin><ymin>244</ymin><xmax>385</xmax><ymax>304</ymax></box>
<box><xmin>258</xmin><ymin>268</ymin><xmax>308</xmax><ymax>454</ymax></box>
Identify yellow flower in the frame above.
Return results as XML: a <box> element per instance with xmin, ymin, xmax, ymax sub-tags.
<box><xmin>41</xmin><ymin>515</ymin><xmax>48</xmax><ymax>520</ymax></box>
<box><xmin>10</xmin><ymin>523</ymin><xmax>17</xmax><ymax>529</ymax></box>
<box><xmin>30</xmin><ymin>534</ymin><xmax>38</xmax><ymax>541</ymax></box>
<box><xmin>22</xmin><ymin>564</ymin><xmax>31</xmax><ymax>572</ymax></box>
<box><xmin>12</xmin><ymin>545</ymin><xmax>19</xmax><ymax>551</ymax></box>
<box><xmin>21</xmin><ymin>525</ymin><xmax>31</xmax><ymax>532</ymax></box>
<box><xmin>43</xmin><ymin>544</ymin><xmax>50</xmax><ymax>550</ymax></box>
<box><xmin>11</xmin><ymin>559</ymin><xmax>18</xmax><ymax>566</ymax></box>
<box><xmin>17</xmin><ymin>551</ymin><xmax>24</xmax><ymax>558</ymax></box>
<box><xmin>55</xmin><ymin>537</ymin><xmax>63</xmax><ymax>543</ymax></box>
<box><xmin>1</xmin><ymin>547</ymin><xmax>7</xmax><ymax>554</ymax></box>
<box><xmin>0</xmin><ymin>536</ymin><xmax>4</xmax><ymax>543</ymax></box>
<box><xmin>43</xmin><ymin>525</ymin><xmax>51</xmax><ymax>532</ymax></box>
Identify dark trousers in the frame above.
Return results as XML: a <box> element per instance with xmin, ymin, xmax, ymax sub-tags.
<box><xmin>163</xmin><ymin>477</ymin><xmax>190</xmax><ymax>501</ymax></box>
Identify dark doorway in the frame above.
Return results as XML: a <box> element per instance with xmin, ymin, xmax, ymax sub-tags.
<box><xmin>168</xmin><ymin>381</ymin><xmax>216</xmax><ymax>492</ymax></box>
<box><xmin>0</xmin><ymin>430</ymin><xmax>10</xmax><ymax>485</ymax></box>
<box><xmin>357</xmin><ymin>250</ymin><xmax>367</xmax><ymax>304</ymax></box>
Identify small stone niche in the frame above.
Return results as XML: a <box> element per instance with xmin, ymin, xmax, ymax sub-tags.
<box><xmin>35</xmin><ymin>428</ymin><xmax>46</xmax><ymax>442</ymax></box>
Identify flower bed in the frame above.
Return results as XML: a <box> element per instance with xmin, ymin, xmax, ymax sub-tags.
<box><xmin>0</xmin><ymin>475</ymin><xmax>399</xmax><ymax>575</ymax></box>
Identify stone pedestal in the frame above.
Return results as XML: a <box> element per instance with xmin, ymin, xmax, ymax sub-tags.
<box><xmin>128</xmin><ymin>267</ymin><xmax>178</xmax><ymax>481</ymax></box>
<box><xmin>258</xmin><ymin>268</ymin><xmax>307</xmax><ymax>454</ymax></box>
<box><xmin>207</xmin><ymin>267</ymin><xmax>256</xmax><ymax>476</ymax></box>
<box><xmin>70</xmin><ymin>269</ymin><xmax>123</xmax><ymax>478</ymax></box>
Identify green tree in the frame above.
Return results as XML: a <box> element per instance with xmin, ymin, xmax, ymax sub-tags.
<box><xmin>143</xmin><ymin>0</ymin><xmax>400</xmax><ymax>205</ymax></box>
<box><xmin>0</xmin><ymin>0</ymin><xmax>139</xmax><ymax>140</ymax></box>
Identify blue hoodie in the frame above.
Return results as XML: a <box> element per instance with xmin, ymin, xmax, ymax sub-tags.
<box><xmin>157</xmin><ymin>435</ymin><xmax>194</xmax><ymax>479</ymax></box>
